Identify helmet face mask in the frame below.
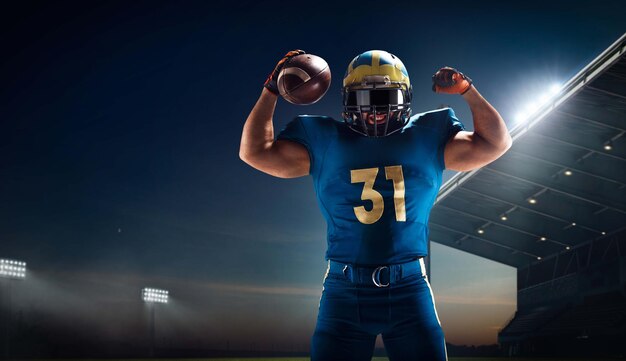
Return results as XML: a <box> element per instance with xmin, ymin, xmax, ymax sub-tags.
<box><xmin>341</xmin><ymin>51</ymin><xmax>412</xmax><ymax>137</ymax></box>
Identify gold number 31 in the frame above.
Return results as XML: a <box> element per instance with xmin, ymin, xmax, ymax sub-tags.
<box><xmin>350</xmin><ymin>165</ymin><xmax>406</xmax><ymax>224</ymax></box>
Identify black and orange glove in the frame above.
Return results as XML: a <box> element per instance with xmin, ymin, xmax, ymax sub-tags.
<box><xmin>263</xmin><ymin>49</ymin><xmax>306</xmax><ymax>95</ymax></box>
<box><xmin>432</xmin><ymin>67</ymin><xmax>473</xmax><ymax>95</ymax></box>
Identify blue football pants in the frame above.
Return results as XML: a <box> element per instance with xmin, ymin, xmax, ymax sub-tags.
<box><xmin>311</xmin><ymin>263</ymin><xmax>448</xmax><ymax>361</ymax></box>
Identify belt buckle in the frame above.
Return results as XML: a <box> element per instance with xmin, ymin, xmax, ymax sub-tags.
<box><xmin>372</xmin><ymin>266</ymin><xmax>389</xmax><ymax>288</ymax></box>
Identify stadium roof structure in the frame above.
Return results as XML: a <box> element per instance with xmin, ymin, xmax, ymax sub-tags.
<box><xmin>430</xmin><ymin>32</ymin><xmax>626</xmax><ymax>268</ymax></box>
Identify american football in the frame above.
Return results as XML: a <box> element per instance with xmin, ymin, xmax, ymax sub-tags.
<box><xmin>277</xmin><ymin>53</ymin><xmax>331</xmax><ymax>105</ymax></box>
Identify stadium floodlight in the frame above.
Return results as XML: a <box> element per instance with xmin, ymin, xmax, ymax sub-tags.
<box><xmin>514</xmin><ymin>83</ymin><xmax>562</xmax><ymax>124</ymax></box>
<box><xmin>0</xmin><ymin>259</ymin><xmax>26</xmax><ymax>279</ymax></box>
<box><xmin>142</xmin><ymin>288</ymin><xmax>169</xmax><ymax>304</ymax></box>
<box><xmin>549</xmin><ymin>83</ymin><xmax>561</xmax><ymax>95</ymax></box>
<box><xmin>525</xmin><ymin>102</ymin><xmax>539</xmax><ymax>114</ymax></box>
<box><xmin>1</xmin><ymin>258</ymin><xmax>27</xmax><ymax>359</ymax></box>
<box><xmin>141</xmin><ymin>287</ymin><xmax>169</xmax><ymax>357</ymax></box>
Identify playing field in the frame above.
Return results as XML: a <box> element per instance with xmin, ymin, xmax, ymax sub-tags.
<box><xmin>36</xmin><ymin>357</ymin><xmax>614</xmax><ymax>361</ymax></box>
<box><xmin>194</xmin><ymin>359</ymin><xmax>614</xmax><ymax>361</ymax></box>
<box><xmin>187</xmin><ymin>359</ymin><xmax>615</xmax><ymax>361</ymax></box>
<box><xmin>190</xmin><ymin>357</ymin><xmax>584</xmax><ymax>361</ymax></box>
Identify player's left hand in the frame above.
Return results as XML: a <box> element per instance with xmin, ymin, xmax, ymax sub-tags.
<box><xmin>264</xmin><ymin>49</ymin><xmax>306</xmax><ymax>95</ymax></box>
<box><xmin>432</xmin><ymin>67</ymin><xmax>473</xmax><ymax>94</ymax></box>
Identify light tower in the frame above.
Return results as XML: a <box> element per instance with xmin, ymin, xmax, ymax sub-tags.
<box><xmin>0</xmin><ymin>259</ymin><xmax>27</xmax><ymax>360</ymax></box>
<box><xmin>141</xmin><ymin>287</ymin><xmax>168</xmax><ymax>357</ymax></box>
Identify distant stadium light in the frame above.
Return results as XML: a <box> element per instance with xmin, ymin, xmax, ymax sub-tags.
<box><xmin>142</xmin><ymin>288</ymin><xmax>169</xmax><ymax>304</ymax></box>
<box><xmin>0</xmin><ymin>259</ymin><xmax>26</xmax><ymax>279</ymax></box>
<box><xmin>539</xmin><ymin>237</ymin><xmax>547</xmax><ymax>241</ymax></box>
<box><xmin>1</xmin><ymin>258</ymin><xmax>27</xmax><ymax>359</ymax></box>
<box><xmin>142</xmin><ymin>287</ymin><xmax>169</xmax><ymax>357</ymax></box>
<box><xmin>566</xmin><ymin>246</ymin><xmax>571</xmax><ymax>250</ymax></box>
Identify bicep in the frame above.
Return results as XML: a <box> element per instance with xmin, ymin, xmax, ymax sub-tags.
<box><xmin>245</xmin><ymin>139</ymin><xmax>310</xmax><ymax>178</ymax></box>
<box><xmin>444</xmin><ymin>131</ymin><xmax>506</xmax><ymax>172</ymax></box>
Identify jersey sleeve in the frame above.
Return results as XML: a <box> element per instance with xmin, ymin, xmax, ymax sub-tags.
<box><xmin>438</xmin><ymin>108</ymin><xmax>465</xmax><ymax>170</ymax></box>
<box><xmin>444</xmin><ymin>108</ymin><xmax>465</xmax><ymax>141</ymax></box>
<box><xmin>276</xmin><ymin>115</ymin><xmax>332</xmax><ymax>176</ymax></box>
<box><xmin>277</xmin><ymin>116</ymin><xmax>310</xmax><ymax>148</ymax></box>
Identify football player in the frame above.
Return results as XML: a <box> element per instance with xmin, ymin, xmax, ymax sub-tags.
<box><xmin>239</xmin><ymin>50</ymin><xmax>512</xmax><ymax>361</ymax></box>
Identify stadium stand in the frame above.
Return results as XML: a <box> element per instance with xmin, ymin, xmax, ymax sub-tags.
<box><xmin>430</xmin><ymin>32</ymin><xmax>626</xmax><ymax>357</ymax></box>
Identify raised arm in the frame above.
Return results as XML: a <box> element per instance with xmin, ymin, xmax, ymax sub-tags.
<box><xmin>239</xmin><ymin>51</ymin><xmax>310</xmax><ymax>178</ymax></box>
<box><xmin>432</xmin><ymin>67</ymin><xmax>512</xmax><ymax>172</ymax></box>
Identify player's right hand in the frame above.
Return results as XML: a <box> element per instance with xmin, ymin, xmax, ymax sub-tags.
<box><xmin>264</xmin><ymin>49</ymin><xmax>306</xmax><ymax>95</ymax></box>
<box><xmin>432</xmin><ymin>67</ymin><xmax>473</xmax><ymax>95</ymax></box>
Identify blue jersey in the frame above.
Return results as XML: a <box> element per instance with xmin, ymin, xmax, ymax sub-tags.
<box><xmin>277</xmin><ymin>108</ymin><xmax>464</xmax><ymax>266</ymax></box>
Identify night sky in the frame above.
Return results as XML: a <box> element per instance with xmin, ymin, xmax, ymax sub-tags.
<box><xmin>1</xmin><ymin>0</ymin><xmax>625</xmax><ymax>353</ymax></box>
